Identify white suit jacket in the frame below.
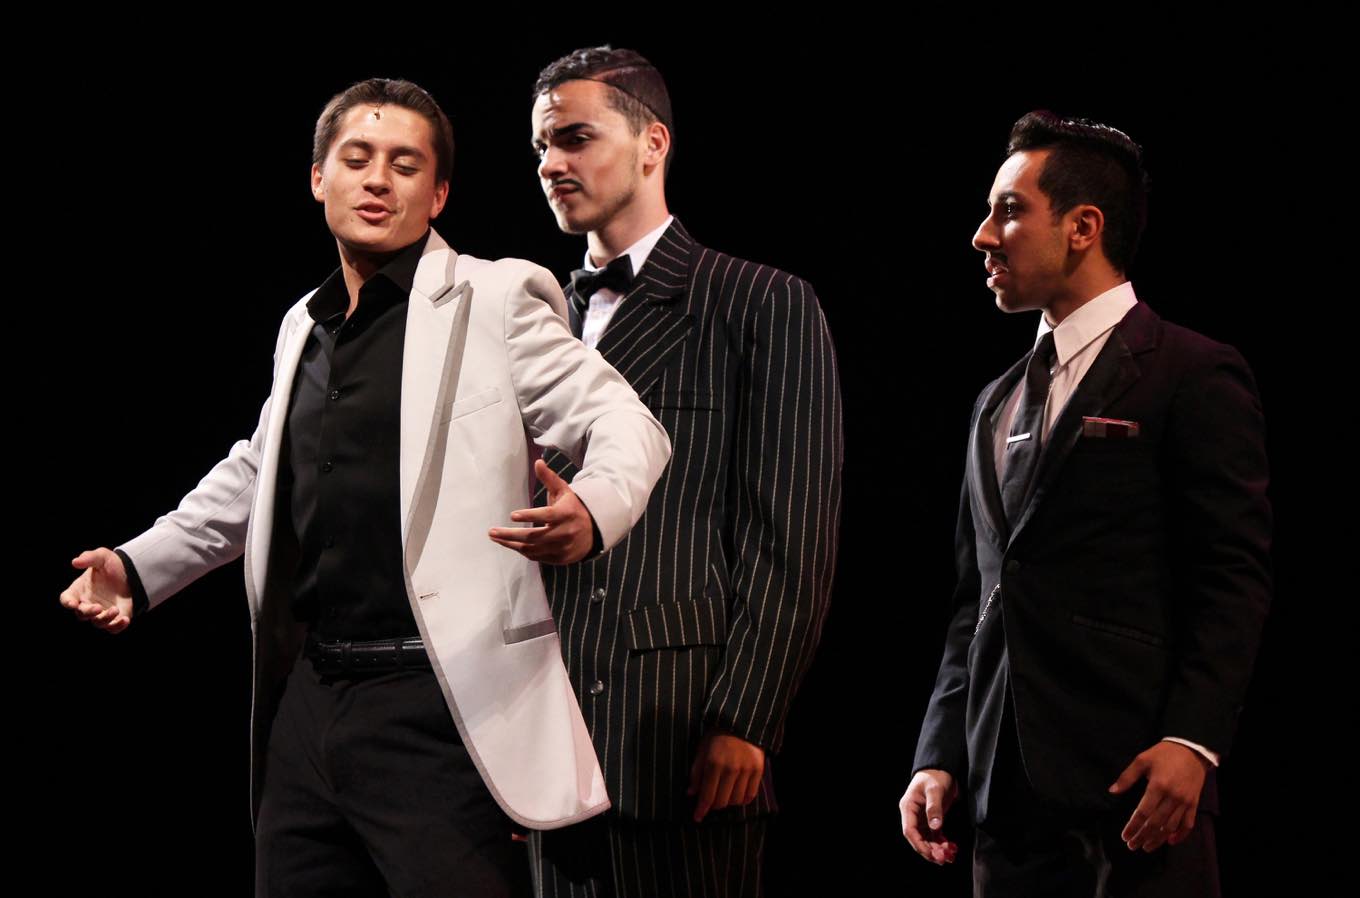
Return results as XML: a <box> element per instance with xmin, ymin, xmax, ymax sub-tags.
<box><xmin>118</xmin><ymin>229</ymin><xmax>671</xmax><ymax>829</ymax></box>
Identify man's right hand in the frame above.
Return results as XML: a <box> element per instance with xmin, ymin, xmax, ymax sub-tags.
<box><xmin>899</xmin><ymin>768</ymin><xmax>960</xmax><ymax>864</ymax></box>
<box><xmin>60</xmin><ymin>548</ymin><xmax>134</xmax><ymax>634</ymax></box>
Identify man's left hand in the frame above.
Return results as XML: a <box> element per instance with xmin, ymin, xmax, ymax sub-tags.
<box><xmin>489</xmin><ymin>460</ymin><xmax>594</xmax><ymax>564</ymax></box>
<box><xmin>688</xmin><ymin>731</ymin><xmax>766</xmax><ymax>823</ymax></box>
<box><xmin>1109</xmin><ymin>741</ymin><xmax>1211</xmax><ymax>852</ymax></box>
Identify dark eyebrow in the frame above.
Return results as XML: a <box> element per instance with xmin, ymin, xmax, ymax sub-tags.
<box><xmin>337</xmin><ymin>138</ymin><xmax>373</xmax><ymax>155</ymax></box>
<box><xmin>534</xmin><ymin>121</ymin><xmax>591</xmax><ymax>146</ymax></box>
<box><xmin>336</xmin><ymin>138</ymin><xmax>429</xmax><ymax>162</ymax></box>
<box><xmin>987</xmin><ymin>190</ymin><xmax>1022</xmax><ymax>209</ymax></box>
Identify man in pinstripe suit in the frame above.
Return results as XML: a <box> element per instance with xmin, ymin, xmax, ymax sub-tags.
<box><xmin>522</xmin><ymin>48</ymin><xmax>843</xmax><ymax>897</ymax></box>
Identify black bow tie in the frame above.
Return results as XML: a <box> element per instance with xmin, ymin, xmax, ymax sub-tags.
<box><xmin>569</xmin><ymin>255</ymin><xmax>635</xmax><ymax>312</ymax></box>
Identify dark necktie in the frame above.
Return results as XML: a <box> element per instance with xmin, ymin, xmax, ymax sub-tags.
<box><xmin>1000</xmin><ymin>330</ymin><xmax>1057</xmax><ymax>529</ymax></box>
<box><xmin>568</xmin><ymin>254</ymin><xmax>635</xmax><ymax>317</ymax></box>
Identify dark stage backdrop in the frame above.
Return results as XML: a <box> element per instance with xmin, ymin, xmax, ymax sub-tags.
<box><xmin>29</xmin><ymin>29</ymin><xmax>1320</xmax><ymax>896</ymax></box>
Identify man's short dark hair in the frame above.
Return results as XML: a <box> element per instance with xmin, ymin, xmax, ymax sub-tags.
<box><xmin>1007</xmin><ymin>111</ymin><xmax>1149</xmax><ymax>274</ymax></box>
<box><xmin>314</xmin><ymin>78</ymin><xmax>455</xmax><ymax>185</ymax></box>
<box><xmin>534</xmin><ymin>46</ymin><xmax>675</xmax><ymax>176</ymax></box>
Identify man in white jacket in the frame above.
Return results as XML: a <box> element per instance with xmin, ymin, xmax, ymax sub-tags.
<box><xmin>59</xmin><ymin>77</ymin><xmax>670</xmax><ymax>898</ymax></box>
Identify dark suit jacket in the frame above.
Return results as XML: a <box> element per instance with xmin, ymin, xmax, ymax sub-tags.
<box><xmin>913</xmin><ymin>300</ymin><xmax>1271</xmax><ymax>827</ymax></box>
<box><xmin>541</xmin><ymin>218</ymin><xmax>844</xmax><ymax>821</ymax></box>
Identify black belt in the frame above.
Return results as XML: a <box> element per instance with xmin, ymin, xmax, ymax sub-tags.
<box><xmin>306</xmin><ymin>636</ymin><xmax>431</xmax><ymax>676</ymax></box>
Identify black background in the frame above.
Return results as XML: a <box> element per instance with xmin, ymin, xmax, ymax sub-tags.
<box><xmin>29</xmin><ymin>27</ymin><xmax>1326</xmax><ymax>896</ymax></box>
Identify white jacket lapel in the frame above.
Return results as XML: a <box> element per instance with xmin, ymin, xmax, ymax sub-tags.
<box><xmin>244</xmin><ymin>306</ymin><xmax>313</xmax><ymax>613</ymax></box>
<box><xmin>400</xmin><ymin>229</ymin><xmax>470</xmax><ymax>560</ymax></box>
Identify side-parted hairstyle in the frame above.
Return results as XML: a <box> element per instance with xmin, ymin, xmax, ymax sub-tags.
<box><xmin>313</xmin><ymin>78</ymin><xmax>455</xmax><ymax>185</ymax></box>
<box><xmin>534</xmin><ymin>46</ymin><xmax>675</xmax><ymax>177</ymax></box>
<box><xmin>1007</xmin><ymin>111</ymin><xmax>1149</xmax><ymax>274</ymax></box>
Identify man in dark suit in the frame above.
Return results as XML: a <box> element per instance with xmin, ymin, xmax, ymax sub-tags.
<box><xmin>899</xmin><ymin>111</ymin><xmax>1272</xmax><ymax>896</ymax></box>
<box><xmin>518</xmin><ymin>46</ymin><xmax>843</xmax><ymax>897</ymax></box>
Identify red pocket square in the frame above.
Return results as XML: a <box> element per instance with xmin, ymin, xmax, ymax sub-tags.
<box><xmin>1082</xmin><ymin>416</ymin><xmax>1140</xmax><ymax>438</ymax></box>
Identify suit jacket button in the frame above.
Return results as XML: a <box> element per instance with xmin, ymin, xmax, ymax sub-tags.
<box><xmin>1006</xmin><ymin>559</ymin><xmax>1022</xmax><ymax>572</ymax></box>
<box><xmin>589</xmin><ymin>680</ymin><xmax>605</xmax><ymax>696</ymax></box>
<box><xmin>591</xmin><ymin>587</ymin><xmax>606</xmax><ymax>604</ymax></box>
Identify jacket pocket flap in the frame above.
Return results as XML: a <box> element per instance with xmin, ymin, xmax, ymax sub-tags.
<box><xmin>623</xmin><ymin>595</ymin><xmax>728</xmax><ymax>650</ymax></box>
<box><xmin>1071</xmin><ymin>613</ymin><xmax>1165</xmax><ymax>648</ymax></box>
<box><xmin>441</xmin><ymin>386</ymin><xmax>502</xmax><ymax>423</ymax></box>
<box><xmin>503</xmin><ymin>618</ymin><xmax>558</xmax><ymax>644</ymax></box>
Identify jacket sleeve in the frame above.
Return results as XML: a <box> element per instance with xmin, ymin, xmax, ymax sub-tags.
<box><xmin>1158</xmin><ymin>341</ymin><xmax>1272</xmax><ymax>758</ymax></box>
<box><xmin>115</xmin><ymin>306</ymin><xmax>304</xmax><ymax>608</ymax></box>
<box><xmin>700</xmin><ymin>273</ymin><xmax>844</xmax><ymax>753</ymax></box>
<box><xmin>501</xmin><ymin>262</ymin><xmax>672</xmax><ymax>552</ymax></box>
<box><xmin>912</xmin><ymin>468</ymin><xmax>982</xmax><ymax>782</ymax></box>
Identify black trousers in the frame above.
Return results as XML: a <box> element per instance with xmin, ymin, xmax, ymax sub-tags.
<box><xmin>974</xmin><ymin>811</ymin><xmax>1219</xmax><ymax>898</ymax></box>
<box><xmin>973</xmin><ymin>704</ymin><xmax>1221</xmax><ymax>898</ymax></box>
<box><xmin>528</xmin><ymin>814</ymin><xmax>767</xmax><ymax>898</ymax></box>
<box><xmin>254</xmin><ymin>655</ymin><xmax>531</xmax><ymax>898</ymax></box>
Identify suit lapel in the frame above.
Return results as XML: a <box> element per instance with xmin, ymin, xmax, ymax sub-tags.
<box><xmin>971</xmin><ymin>355</ymin><xmax>1028</xmax><ymax>543</ymax></box>
<box><xmin>567</xmin><ymin>292</ymin><xmax>583</xmax><ymax>340</ymax></box>
<box><xmin>1008</xmin><ymin>302</ymin><xmax>1159</xmax><ymax>545</ymax></box>
<box><xmin>245</xmin><ymin>297</ymin><xmax>313</xmax><ymax>610</ymax></box>
<box><xmin>399</xmin><ymin>228</ymin><xmax>471</xmax><ymax>556</ymax></box>
<box><xmin>592</xmin><ymin>219</ymin><xmax>695</xmax><ymax>399</ymax></box>
<box><xmin>542</xmin><ymin>220</ymin><xmax>695</xmax><ymax>498</ymax></box>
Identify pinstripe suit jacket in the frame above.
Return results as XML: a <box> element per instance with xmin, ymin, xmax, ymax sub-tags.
<box><xmin>541</xmin><ymin>219</ymin><xmax>843</xmax><ymax>822</ymax></box>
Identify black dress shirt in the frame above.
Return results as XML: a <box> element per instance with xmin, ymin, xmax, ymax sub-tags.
<box><xmin>280</xmin><ymin>232</ymin><xmax>429</xmax><ymax>641</ymax></box>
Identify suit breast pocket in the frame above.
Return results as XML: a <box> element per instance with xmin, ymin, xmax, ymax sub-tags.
<box><xmin>645</xmin><ymin>389</ymin><xmax>719</xmax><ymax>444</ymax></box>
<box><xmin>440</xmin><ymin>386</ymin><xmax>502</xmax><ymax>425</ymax></box>
<box><xmin>644</xmin><ymin>389</ymin><xmax>717</xmax><ymax>412</ymax></box>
